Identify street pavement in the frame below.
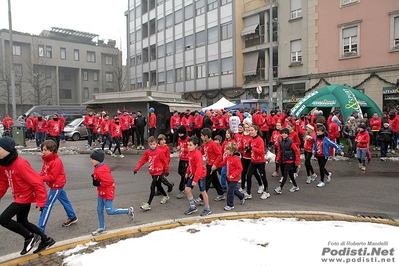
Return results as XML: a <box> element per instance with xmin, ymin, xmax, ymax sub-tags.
<box><xmin>0</xmin><ymin>139</ymin><xmax>398</xmax><ymax>265</ymax></box>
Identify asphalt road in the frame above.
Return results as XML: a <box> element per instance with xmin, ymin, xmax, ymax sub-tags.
<box><xmin>0</xmin><ymin>147</ymin><xmax>398</xmax><ymax>257</ymax></box>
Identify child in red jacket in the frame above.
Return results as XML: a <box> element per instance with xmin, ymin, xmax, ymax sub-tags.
<box><xmin>156</xmin><ymin>134</ymin><xmax>174</xmax><ymax>194</ymax></box>
<box><xmin>38</xmin><ymin>140</ymin><xmax>78</xmax><ymax>232</ymax></box>
<box><xmin>134</xmin><ymin>136</ymin><xmax>170</xmax><ymax>211</ymax></box>
<box><xmin>90</xmin><ymin>149</ymin><xmax>134</xmax><ymax>236</ymax></box>
<box><xmin>355</xmin><ymin>124</ymin><xmax>370</xmax><ymax>171</ymax></box>
<box><xmin>0</xmin><ymin>137</ymin><xmax>55</xmax><ymax>255</ymax></box>
<box><xmin>218</xmin><ymin>142</ymin><xmax>245</xmax><ymax>211</ymax></box>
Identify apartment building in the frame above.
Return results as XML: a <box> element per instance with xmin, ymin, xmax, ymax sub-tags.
<box><xmin>0</xmin><ymin>27</ymin><xmax>122</xmax><ymax>116</ymax></box>
<box><xmin>127</xmin><ymin>0</ymin><xmax>399</xmax><ymax>112</ymax></box>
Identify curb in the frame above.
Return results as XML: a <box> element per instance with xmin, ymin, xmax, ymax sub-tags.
<box><xmin>2</xmin><ymin>211</ymin><xmax>398</xmax><ymax>265</ymax></box>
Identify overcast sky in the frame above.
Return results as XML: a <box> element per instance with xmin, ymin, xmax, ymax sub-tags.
<box><xmin>0</xmin><ymin>0</ymin><xmax>128</xmax><ymax>59</ymax></box>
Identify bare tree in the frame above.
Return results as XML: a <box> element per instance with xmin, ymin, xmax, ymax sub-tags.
<box><xmin>114</xmin><ymin>64</ymin><xmax>127</xmax><ymax>91</ymax></box>
<box><xmin>0</xmin><ymin>64</ymin><xmax>12</xmax><ymax>104</ymax></box>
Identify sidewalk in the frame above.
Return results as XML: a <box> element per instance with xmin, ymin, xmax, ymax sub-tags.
<box><xmin>2</xmin><ymin>211</ymin><xmax>398</xmax><ymax>266</ymax></box>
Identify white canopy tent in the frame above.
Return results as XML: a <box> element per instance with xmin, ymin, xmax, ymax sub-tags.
<box><xmin>201</xmin><ymin>97</ymin><xmax>236</xmax><ymax>112</ymax></box>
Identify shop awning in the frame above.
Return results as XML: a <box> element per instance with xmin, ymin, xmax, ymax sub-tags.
<box><xmin>160</xmin><ymin>102</ymin><xmax>202</xmax><ymax>113</ymax></box>
<box><xmin>243</xmin><ymin>52</ymin><xmax>259</xmax><ymax>76</ymax></box>
<box><xmin>241</xmin><ymin>24</ymin><xmax>259</xmax><ymax>36</ymax></box>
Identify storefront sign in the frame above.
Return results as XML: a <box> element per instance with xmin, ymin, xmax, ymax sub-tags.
<box><xmin>382</xmin><ymin>87</ymin><xmax>399</xmax><ymax>94</ymax></box>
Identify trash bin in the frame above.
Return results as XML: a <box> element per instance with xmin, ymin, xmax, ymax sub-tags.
<box><xmin>12</xmin><ymin>122</ymin><xmax>26</xmax><ymax>146</ymax></box>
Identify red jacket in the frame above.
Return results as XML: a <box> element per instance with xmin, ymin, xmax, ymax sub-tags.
<box><xmin>158</xmin><ymin>144</ymin><xmax>170</xmax><ymax>164</ymax></box>
<box><xmin>40</xmin><ymin>153</ymin><xmax>66</xmax><ymax>189</ymax></box>
<box><xmin>288</xmin><ymin>130</ymin><xmax>301</xmax><ymax>148</ymax></box>
<box><xmin>186</xmin><ymin>148</ymin><xmax>206</xmax><ymax>183</ymax></box>
<box><xmin>201</xmin><ymin>139</ymin><xmax>222</xmax><ymax>166</ymax></box>
<box><xmin>84</xmin><ymin>114</ymin><xmax>97</xmax><ymax>129</ymax></box>
<box><xmin>46</xmin><ymin>119</ymin><xmax>63</xmax><ymax>136</ymax></box>
<box><xmin>0</xmin><ymin>156</ymin><xmax>47</xmax><ymax>207</ymax></box>
<box><xmin>181</xmin><ymin>115</ymin><xmax>193</xmax><ymax>132</ymax></box>
<box><xmin>177</xmin><ymin>135</ymin><xmax>189</xmax><ymax>161</ymax></box>
<box><xmin>149</xmin><ymin>113</ymin><xmax>157</xmax><ymax>129</ymax></box>
<box><xmin>221</xmin><ymin>139</ymin><xmax>236</xmax><ymax>160</ymax></box>
<box><xmin>2</xmin><ymin>116</ymin><xmax>13</xmax><ymax>129</ymax></box>
<box><xmin>170</xmin><ymin>115</ymin><xmax>181</xmax><ymax>130</ymax></box>
<box><xmin>92</xmin><ymin>163</ymin><xmax>115</xmax><ymax>200</ymax></box>
<box><xmin>218</xmin><ymin>154</ymin><xmax>242</xmax><ymax>182</ymax></box>
<box><xmin>328</xmin><ymin>122</ymin><xmax>340</xmax><ymax>139</ymax></box>
<box><xmin>276</xmin><ymin>137</ymin><xmax>301</xmax><ymax>166</ymax></box>
<box><xmin>26</xmin><ymin>117</ymin><xmax>34</xmax><ymax>130</ymax></box>
<box><xmin>250</xmin><ymin>135</ymin><xmax>266</xmax><ymax>163</ymax></box>
<box><xmin>369</xmin><ymin>117</ymin><xmax>382</xmax><ymax>132</ymax></box>
<box><xmin>34</xmin><ymin>118</ymin><xmax>47</xmax><ymax>133</ymax></box>
<box><xmin>303</xmin><ymin>132</ymin><xmax>316</xmax><ymax>152</ymax></box>
<box><xmin>270</xmin><ymin>130</ymin><xmax>282</xmax><ymax>148</ymax></box>
<box><xmin>193</xmin><ymin>114</ymin><xmax>203</xmax><ymax>129</ymax></box>
<box><xmin>259</xmin><ymin>115</ymin><xmax>270</xmax><ymax>132</ymax></box>
<box><xmin>234</xmin><ymin>132</ymin><xmax>244</xmax><ymax>154</ymax></box>
<box><xmin>241</xmin><ymin>134</ymin><xmax>253</xmax><ymax>159</ymax></box>
<box><xmin>355</xmin><ymin>130</ymin><xmax>370</xmax><ymax>149</ymax></box>
<box><xmin>391</xmin><ymin>115</ymin><xmax>399</xmax><ymax>133</ymax></box>
<box><xmin>111</xmin><ymin>123</ymin><xmax>123</xmax><ymax>137</ymax></box>
<box><xmin>100</xmin><ymin>119</ymin><xmax>112</xmax><ymax>135</ymax></box>
<box><xmin>120</xmin><ymin>115</ymin><xmax>132</xmax><ymax>131</ymax></box>
<box><xmin>213</xmin><ymin>115</ymin><xmax>225</xmax><ymax>130</ymax></box>
<box><xmin>134</xmin><ymin>147</ymin><xmax>169</xmax><ymax>176</ymax></box>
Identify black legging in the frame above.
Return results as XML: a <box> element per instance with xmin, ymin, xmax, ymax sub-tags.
<box><xmin>246</xmin><ymin>162</ymin><xmax>268</xmax><ymax>195</ymax></box>
<box><xmin>49</xmin><ymin>135</ymin><xmax>60</xmax><ymax>148</ymax></box>
<box><xmin>112</xmin><ymin>136</ymin><xmax>122</xmax><ymax>155</ymax></box>
<box><xmin>122</xmin><ymin>130</ymin><xmax>130</xmax><ymax>147</ymax></box>
<box><xmin>102</xmin><ymin>133</ymin><xmax>112</xmax><ymax>150</ymax></box>
<box><xmin>87</xmin><ymin>128</ymin><xmax>94</xmax><ymax>146</ymax></box>
<box><xmin>136</xmin><ymin>128</ymin><xmax>145</xmax><ymax>147</ymax></box>
<box><xmin>304</xmin><ymin>151</ymin><xmax>315</xmax><ymax>176</ymax></box>
<box><xmin>241</xmin><ymin>158</ymin><xmax>262</xmax><ymax>190</ymax></box>
<box><xmin>316</xmin><ymin>156</ymin><xmax>330</xmax><ymax>182</ymax></box>
<box><xmin>280</xmin><ymin>163</ymin><xmax>297</xmax><ymax>188</ymax></box>
<box><xmin>178</xmin><ymin>160</ymin><xmax>189</xmax><ymax>192</ymax></box>
<box><xmin>147</xmin><ymin>175</ymin><xmax>167</xmax><ymax>205</ymax></box>
<box><xmin>0</xmin><ymin>202</ymin><xmax>47</xmax><ymax>240</ymax></box>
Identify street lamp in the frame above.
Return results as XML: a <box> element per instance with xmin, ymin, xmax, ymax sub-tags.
<box><xmin>8</xmin><ymin>0</ymin><xmax>17</xmax><ymax>120</ymax></box>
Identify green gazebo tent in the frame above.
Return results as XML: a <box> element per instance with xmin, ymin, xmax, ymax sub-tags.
<box><xmin>290</xmin><ymin>84</ymin><xmax>382</xmax><ymax>121</ymax></box>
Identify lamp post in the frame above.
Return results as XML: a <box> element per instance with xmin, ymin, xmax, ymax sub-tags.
<box><xmin>8</xmin><ymin>0</ymin><xmax>17</xmax><ymax>120</ymax></box>
<box><xmin>268</xmin><ymin>0</ymin><xmax>274</xmax><ymax>113</ymax></box>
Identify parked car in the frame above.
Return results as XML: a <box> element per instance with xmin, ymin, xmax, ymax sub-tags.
<box><xmin>64</xmin><ymin>118</ymin><xmax>88</xmax><ymax>141</ymax></box>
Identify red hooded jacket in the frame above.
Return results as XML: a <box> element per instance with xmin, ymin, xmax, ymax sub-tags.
<box><xmin>40</xmin><ymin>153</ymin><xmax>66</xmax><ymax>189</ymax></box>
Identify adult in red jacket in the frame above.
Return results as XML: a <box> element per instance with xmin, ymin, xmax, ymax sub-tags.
<box><xmin>46</xmin><ymin>114</ymin><xmax>64</xmax><ymax>148</ymax></box>
<box><xmin>181</xmin><ymin>110</ymin><xmax>193</xmax><ymax>136</ymax></box>
<box><xmin>2</xmin><ymin>114</ymin><xmax>13</xmax><ymax>136</ymax></box>
<box><xmin>193</xmin><ymin>111</ymin><xmax>204</xmax><ymax>139</ymax></box>
<box><xmin>170</xmin><ymin>110</ymin><xmax>181</xmax><ymax>147</ymax></box>
<box><xmin>328</xmin><ymin>117</ymin><xmax>340</xmax><ymax>156</ymax></box>
<box><xmin>25</xmin><ymin>114</ymin><xmax>35</xmax><ymax>141</ymax></box>
<box><xmin>100</xmin><ymin>114</ymin><xmax>113</xmax><ymax>152</ymax></box>
<box><xmin>83</xmin><ymin>110</ymin><xmax>97</xmax><ymax>149</ymax></box>
<box><xmin>119</xmin><ymin>110</ymin><xmax>132</xmax><ymax>150</ymax></box>
<box><xmin>148</xmin><ymin>107</ymin><xmax>157</xmax><ymax>137</ymax></box>
<box><xmin>0</xmin><ymin>137</ymin><xmax>55</xmax><ymax>255</ymax></box>
<box><xmin>259</xmin><ymin>111</ymin><xmax>270</xmax><ymax>146</ymax></box>
<box><xmin>369</xmin><ymin>112</ymin><xmax>382</xmax><ymax>147</ymax></box>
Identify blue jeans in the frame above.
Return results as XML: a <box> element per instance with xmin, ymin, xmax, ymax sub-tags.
<box><xmin>356</xmin><ymin>148</ymin><xmax>367</xmax><ymax>161</ymax></box>
<box><xmin>102</xmin><ymin>133</ymin><xmax>113</xmax><ymax>150</ymax></box>
<box><xmin>38</xmin><ymin>188</ymin><xmax>76</xmax><ymax>232</ymax></box>
<box><xmin>96</xmin><ymin>196</ymin><xmax>128</xmax><ymax>229</ymax></box>
<box><xmin>226</xmin><ymin>181</ymin><xmax>244</xmax><ymax>207</ymax></box>
<box><xmin>221</xmin><ymin>166</ymin><xmax>227</xmax><ymax>190</ymax></box>
<box><xmin>35</xmin><ymin>132</ymin><xmax>46</xmax><ymax>147</ymax></box>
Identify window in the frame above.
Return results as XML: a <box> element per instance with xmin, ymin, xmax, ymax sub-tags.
<box><xmin>208</xmin><ymin>60</ymin><xmax>219</xmax><ymax>77</ymax></box>
<box><xmin>185</xmin><ymin>4</ymin><xmax>193</xmax><ymax>20</ymax></box>
<box><xmin>176</xmin><ymin>67</ymin><xmax>184</xmax><ymax>82</ymax></box>
<box><xmin>290</xmin><ymin>39</ymin><xmax>302</xmax><ymax>62</ymax></box>
<box><xmin>129</xmin><ymin>9</ymin><xmax>135</xmax><ymax>21</ymax></box>
<box><xmin>393</xmin><ymin>16</ymin><xmax>399</xmax><ymax>49</ymax></box>
<box><xmin>59</xmin><ymin>71</ymin><xmax>71</xmax><ymax>81</ymax></box>
<box><xmin>290</xmin><ymin>0</ymin><xmax>302</xmax><ymax>20</ymax></box>
<box><xmin>38</xmin><ymin>45</ymin><xmax>44</xmax><ymax>57</ymax></box>
<box><xmin>166</xmin><ymin>70</ymin><xmax>174</xmax><ymax>83</ymax></box>
<box><xmin>83</xmin><ymin>71</ymin><xmax>88</xmax><ymax>81</ymax></box>
<box><xmin>166</xmin><ymin>14</ymin><xmax>173</xmax><ymax>28</ymax></box>
<box><xmin>46</xmin><ymin>46</ymin><xmax>52</xmax><ymax>58</ymax></box>
<box><xmin>150</xmin><ymin>45</ymin><xmax>157</xmax><ymax>60</ymax></box>
<box><xmin>105</xmin><ymin>72</ymin><xmax>113</xmax><ymax>82</ymax></box>
<box><xmin>136</xmin><ymin>29</ymin><xmax>142</xmax><ymax>41</ymax></box>
<box><xmin>208</xmin><ymin>27</ymin><xmax>218</xmax><ymax>44</ymax></box>
<box><xmin>157</xmin><ymin>18</ymin><xmax>164</xmax><ymax>32</ymax></box>
<box><xmin>186</xmin><ymin>65</ymin><xmax>195</xmax><ymax>80</ymax></box>
<box><xmin>130</xmin><ymin>56</ymin><xmax>136</xmax><ymax>66</ymax></box>
<box><xmin>158</xmin><ymin>45</ymin><xmax>165</xmax><ymax>58</ymax></box>
<box><xmin>46</xmin><ymin>86</ymin><xmax>52</xmax><ymax>98</ymax></box>
<box><xmin>136</xmin><ymin>5</ymin><xmax>141</xmax><ymax>17</ymax></box>
<box><xmin>149</xmin><ymin>0</ymin><xmax>156</xmax><ymax>10</ymax></box>
<box><xmin>45</xmin><ymin>66</ymin><xmax>51</xmax><ymax>78</ymax></box>
<box><xmin>130</xmin><ymin>32</ymin><xmax>135</xmax><ymax>43</ymax></box>
<box><xmin>175</xmin><ymin>38</ymin><xmax>183</xmax><ymax>53</ymax></box>
<box><xmin>196</xmin><ymin>31</ymin><xmax>206</xmax><ymax>47</ymax></box>
<box><xmin>157</xmin><ymin>0</ymin><xmax>163</xmax><ymax>5</ymax></box>
<box><xmin>158</xmin><ymin>72</ymin><xmax>165</xmax><ymax>85</ymax></box>
<box><xmin>166</xmin><ymin>42</ymin><xmax>174</xmax><ymax>56</ymax></box>
<box><xmin>221</xmin><ymin>0</ymin><xmax>232</xmax><ymax>5</ymax></box>
<box><xmin>196</xmin><ymin>63</ymin><xmax>206</xmax><ymax>78</ymax></box>
<box><xmin>195</xmin><ymin>0</ymin><xmax>205</xmax><ymax>16</ymax></box>
<box><xmin>185</xmin><ymin>34</ymin><xmax>194</xmax><ymax>50</ymax></box>
<box><xmin>221</xmin><ymin>57</ymin><xmax>233</xmax><ymax>74</ymax></box>
<box><xmin>94</xmin><ymin>72</ymin><xmax>98</xmax><ymax>81</ymax></box>
<box><xmin>74</xmin><ymin>49</ymin><xmax>79</xmax><ymax>61</ymax></box>
<box><xmin>60</xmin><ymin>89</ymin><xmax>72</xmax><ymax>99</ymax></box>
<box><xmin>142</xmin><ymin>0</ymin><xmax>148</xmax><ymax>14</ymax></box>
<box><xmin>221</xmin><ymin>22</ymin><xmax>233</xmax><ymax>40</ymax></box>
<box><xmin>60</xmin><ymin>47</ymin><xmax>66</xmax><ymax>60</ymax></box>
<box><xmin>208</xmin><ymin>0</ymin><xmax>218</xmax><ymax>11</ymax></box>
<box><xmin>136</xmin><ymin>53</ymin><xmax>142</xmax><ymax>65</ymax></box>
<box><xmin>105</xmin><ymin>56</ymin><xmax>113</xmax><ymax>65</ymax></box>
<box><xmin>94</xmin><ymin>87</ymin><xmax>99</xmax><ymax>94</ymax></box>
<box><xmin>87</xmin><ymin>51</ymin><xmax>96</xmax><ymax>62</ymax></box>
<box><xmin>14</xmin><ymin>64</ymin><xmax>22</xmax><ymax>77</ymax></box>
<box><xmin>175</xmin><ymin>9</ymin><xmax>183</xmax><ymax>24</ymax></box>
<box><xmin>342</xmin><ymin>0</ymin><xmax>359</xmax><ymax>5</ymax></box>
<box><xmin>13</xmin><ymin>44</ymin><xmax>21</xmax><ymax>56</ymax></box>
<box><xmin>105</xmin><ymin>88</ymin><xmax>114</xmax><ymax>92</ymax></box>
<box><xmin>342</xmin><ymin>26</ymin><xmax>358</xmax><ymax>56</ymax></box>
<box><xmin>83</xmin><ymin>87</ymin><xmax>89</xmax><ymax>99</ymax></box>
<box><xmin>150</xmin><ymin>19</ymin><xmax>156</xmax><ymax>35</ymax></box>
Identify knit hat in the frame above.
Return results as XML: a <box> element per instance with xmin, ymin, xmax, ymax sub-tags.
<box><xmin>306</xmin><ymin>124</ymin><xmax>314</xmax><ymax>131</ymax></box>
<box><xmin>280</xmin><ymin>128</ymin><xmax>289</xmax><ymax>135</ymax></box>
<box><xmin>0</xmin><ymin>136</ymin><xmax>16</xmax><ymax>153</ymax></box>
<box><xmin>90</xmin><ymin>149</ymin><xmax>104</xmax><ymax>162</ymax></box>
<box><xmin>177</xmin><ymin>126</ymin><xmax>187</xmax><ymax>134</ymax></box>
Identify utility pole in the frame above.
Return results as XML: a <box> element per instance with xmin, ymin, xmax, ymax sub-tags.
<box><xmin>268</xmin><ymin>0</ymin><xmax>274</xmax><ymax>113</ymax></box>
<box><xmin>8</xmin><ymin>0</ymin><xmax>17</xmax><ymax>120</ymax></box>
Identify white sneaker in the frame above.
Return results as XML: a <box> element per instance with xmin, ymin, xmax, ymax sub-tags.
<box><xmin>127</xmin><ymin>207</ymin><xmax>134</xmax><ymax>220</ymax></box>
<box><xmin>239</xmin><ymin>188</ymin><xmax>245</xmax><ymax>193</ymax></box>
<box><xmin>326</xmin><ymin>172</ymin><xmax>332</xmax><ymax>183</ymax></box>
<box><xmin>271</xmin><ymin>171</ymin><xmax>279</xmax><ymax>177</ymax></box>
<box><xmin>194</xmin><ymin>197</ymin><xmax>204</xmax><ymax>205</ymax></box>
<box><xmin>260</xmin><ymin>192</ymin><xmax>270</xmax><ymax>200</ymax></box>
<box><xmin>289</xmin><ymin>186</ymin><xmax>299</xmax><ymax>192</ymax></box>
<box><xmin>311</xmin><ymin>173</ymin><xmax>317</xmax><ymax>181</ymax></box>
<box><xmin>306</xmin><ymin>176</ymin><xmax>311</xmax><ymax>184</ymax></box>
<box><xmin>176</xmin><ymin>191</ymin><xmax>185</xmax><ymax>199</ymax></box>
<box><xmin>119</xmin><ymin>154</ymin><xmax>125</xmax><ymax>158</ymax></box>
<box><xmin>224</xmin><ymin>205</ymin><xmax>234</xmax><ymax>211</ymax></box>
<box><xmin>244</xmin><ymin>193</ymin><xmax>252</xmax><ymax>199</ymax></box>
<box><xmin>91</xmin><ymin>228</ymin><xmax>107</xmax><ymax>236</ymax></box>
<box><xmin>279</xmin><ymin>177</ymin><xmax>283</xmax><ymax>183</ymax></box>
<box><xmin>160</xmin><ymin>195</ymin><xmax>170</xmax><ymax>204</ymax></box>
<box><xmin>317</xmin><ymin>181</ymin><xmax>325</xmax><ymax>188</ymax></box>
<box><xmin>257</xmin><ymin>185</ymin><xmax>264</xmax><ymax>194</ymax></box>
<box><xmin>274</xmin><ymin>186</ymin><xmax>282</xmax><ymax>194</ymax></box>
